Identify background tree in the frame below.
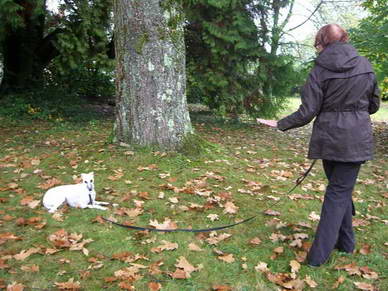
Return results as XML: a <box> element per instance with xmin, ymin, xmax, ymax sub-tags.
<box><xmin>184</xmin><ymin>0</ymin><xmax>297</xmax><ymax>118</ymax></box>
<box><xmin>351</xmin><ymin>0</ymin><xmax>387</xmax><ymax>100</ymax></box>
<box><xmin>0</xmin><ymin>0</ymin><xmax>112</xmax><ymax>95</ymax></box>
<box><xmin>113</xmin><ymin>0</ymin><xmax>192</xmax><ymax>150</ymax></box>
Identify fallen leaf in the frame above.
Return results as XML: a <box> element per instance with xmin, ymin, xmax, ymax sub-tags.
<box><xmin>264</xmin><ymin>209</ymin><xmax>281</xmax><ymax>216</ymax></box>
<box><xmin>20</xmin><ymin>264</ymin><xmax>40</xmax><ymax>273</ymax></box>
<box><xmin>290</xmin><ymin>260</ymin><xmax>300</xmax><ymax>273</ymax></box>
<box><xmin>255</xmin><ymin>262</ymin><xmax>269</xmax><ymax>273</ymax></box>
<box><xmin>223</xmin><ymin>201</ymin><xmax>239</xmax><ymax>214</ymax></box>
<box><xmin>249</xmin><ymin>237</ymin><xmax>262</xmax><ymax>245</ymax></box>
<box><xmin>353</xmin><ymin>282</ymin><xmax>376</xmax><ymax>291</ymax></box>
<box><xmin>206</xmin><ymin>233</ymin><xmax>232</xmax><ymax>245</ymax></box>
<box><xmin>6</xmin><ymin>282</ymin><xmax>24</xmax><ymax>291</ymax></box>
<box><xmin>151</xmin><ymin>240</ymin><xmax>178</xmax><ymax>253</ymax></box>
<box><xmin>14</xmin><ymin>248</ymin><xmax>40</xmax><ymax>261</ymax></box>
<box><xmin>212</xmin><ymin>285</ymin><xmax>232</xmax><ymax>291</ymax></box>
<box><xmin>308</xmin><ymin>211</ymin><xmax>320</xmax><ymax>221</ymax></box>
<box><xmin>148</xmin><ymin>282</ymin><xmax>162</xmax><ymax>291</ymax></box>
<box><xmin>54</xmin><ymin>278</ymin><xmax>81</xmax><ymax>290</ymax></box>
<box><xmin>359</xmin><ymin>244</ymin><xmax>372</xmax><ymax>255</ymax></box>
<box><xmin>149</xmin><ymin>218</ymin><xmax>177</xmax><ymax>230</ymax></box>
<box><xmin>332</xmin><ymin>275</ymin><xmax>345</xmax><ymax>288</ymax></box>
<box><xmin>188</xmin><ymin>243</ymin><xmax>203</xmax><ymax>252</ymax></box>
<box><xmin>304</xmin><ymin>275</ymin><xmax>317</xmax><ymax>288</ymax></box>
<box><xmin>207</xmin><ymin>214</ymin><xmax>219</xmax><ymax>221</ymax></box>
<box><xmin>218</xmin><ymin>254</ymin><xmax>235</xmax><ymax>263</ymax></box>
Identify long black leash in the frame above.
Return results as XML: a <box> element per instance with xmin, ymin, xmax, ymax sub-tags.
<box><xmin>103</xmin><ymin>160</ymin><xmax>317</xmax><ymax>232</ymax></box>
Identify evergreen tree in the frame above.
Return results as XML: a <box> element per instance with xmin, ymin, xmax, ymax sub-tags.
<box><xmin>0</xmin><ymin>0</ymin><xmax>112</xmax><ymax>94</ymax></box>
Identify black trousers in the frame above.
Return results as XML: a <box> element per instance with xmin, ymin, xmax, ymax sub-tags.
<box><xmin>307</xmin><ymin>160</ymin><xmax>362</xmax><ymax>266</ymax></box>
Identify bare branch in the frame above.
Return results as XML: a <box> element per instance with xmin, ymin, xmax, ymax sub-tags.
<box><xmin>287</xmin><ymin>0</ymin><xmax>325</xmax><ymax>32</ymax></box>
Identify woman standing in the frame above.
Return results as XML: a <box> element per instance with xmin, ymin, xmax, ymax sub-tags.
<box><xmin>257</xmin><ymin>24</ymin><xmax>380</xmax><ymax>266</ymax></box>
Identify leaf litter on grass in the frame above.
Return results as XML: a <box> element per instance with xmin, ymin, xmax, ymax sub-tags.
<box><xmin>0</xmin><ymin>118</ymin><xmax>386</xmax><ymax>290</ymax></box>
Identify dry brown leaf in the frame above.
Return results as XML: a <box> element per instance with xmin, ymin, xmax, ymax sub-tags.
<box><xmin>6</xmin><ymin>282</ymin><xmax>25</xmax><ymax>291</ymax></box>
<box><xmin>173</xmin><ymin>256</ymin><xmax>202</xmax><ymax>278</ymax></box>
<box><xmin>37</xmin><ymin>178</ymin><xmax>62</xmax><ymax>190</ymax></box>
<box><xmin>14</xmin><ymin>248</ymin><xmax>40</xmax><ymax>261</ymax></box>
<box><xmin>249</xmin><ymin>237</ymin><xmax>262</xmax><ymax>245</ymax></box>
<box><xmin>20</xmin><ymin>264</ymin><xmax>40</xmax><ymax>272</ymax></box>
<box><xmin>188</xmin><ymin>243</ymin><xmax>203</xmax><ymax>252</ymax></box>
<box><xmin>206</xmin><ymin>233</ymin><xmax>232</xmax><ymax>245</ymax></box>
<box><xmin>149</xmin><ymin>218</ymin><xmax>177</xmax><ymax>230</ymax></box>
<box><xmin>308</xmin><ymin>211</ymin><xmax>320</xmax><ymax>221</ymax></box>
<box><xmin>304</xmin><ymin>275</ymin><xmax>318</xmax><ymax>288</ymax></box>
<box><xmin>359</xmin><ymin>243</ymin><xmax>372</xmax><ymax>255</ymax></box>
<box><xmin>151</xmin><ymin>240</ymin><xmax>178</xmax><ymax>253</ymax></box>
<box><xmin>148</xmin><ymin>282</ymin><xmax>162</xmax><ymax>291</ymax></box>
<box><xmin>255</xmin><ymin>262</ymin><xmax>269</xmax><ymax>273</ymax></box>
<box><xmin>223</xmin><ymin>201</ymin><xmax>239</xmax><ymax>214</ymax></box>
<box><xmin>54</xmin><ymin>278</ymin><xmax>81</xmax><ymax>290</ymax></box>
<box><xmin>290</xmin><ymin>260</ymin><xmax>301</xmax><ymax>273</ymax></box>
<box><xmin>212</xmin><ymin>285</ymin><xmax>232</xmax><ymax>291</ymax></box>
<box><xmin>218</xmin><ymin>254</ymin><xmax>235</xmax><ymax>263</ymax></box>
<box><xmin>264</xmin><ymin>209</ymin><xmax>281</xmax><ymax>216</ymax></box>
<box><xmin>353</xmin><ymin>282</ymin><xmax>376</xmax><ymax>291</ymax></box>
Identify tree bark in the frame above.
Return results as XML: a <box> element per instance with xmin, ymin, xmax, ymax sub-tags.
<box><xmin>113</xmin><ymin>0</ymin><xmax>192</xmax><ymax>150</ymax></box>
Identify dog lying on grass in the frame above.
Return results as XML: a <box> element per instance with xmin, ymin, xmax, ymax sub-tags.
<box><xmin>42</xmin><ymin>172</ymin><xmax>109</xmax><ymax>213</ymax></box>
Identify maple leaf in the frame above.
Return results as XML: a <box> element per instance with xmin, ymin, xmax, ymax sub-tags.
<box><xmin>353</xmin><ymin>282</ymin><xmax>376</xmax><ymax>291</ymax></box>
<box><xmin>212</xmin><ymin>285</ymin><xmax>232</xmax><ymax>291</ymax></box>
<box><xmin>289</xmin><ymin>260</ymin><xmax>301</xmax><ymax>273</ymax></box>
<box><xmin>249</xmin><ymin>237</ymin><xmax>262</xmax><ymax>245</ymax></box>
<box><xmin>308</xmin><ymin>211</ymin><xmax>320</xmax><ymax>221</ymax></box>
<box><xmin>304</xmin><ymin>275</ymin><xmax>318</xmax><ymax>288</ymax></box>
<box><xmin>14</xmin><ymin>248</ymin><xmax>41</xmax><ymax>261</ymax></box>
<box><xmin>223</xmin><ymin>201</ymin><xmax>239</xmax><ymax>214</ymax></box>
<box><xmin>54</xmin><ymin>278</ymin><xmax>81</xmax><ymax>290</ymax></box>
<box><xmin>151</xmin><ymin>240</ymin><xmax>178</xmax><ymax>253</ymax></box>
<box><xmin>37</xmin><ymin>177</ymin><xmax>62</xmax><ymax>190</ymax></box>
<box><xmin>6</xmin><ymin>282</ymin><xmax>25</xmax><ymax>291</ymax></box>
<box><xmin>264</xmin><ymin>209</ymin><xmax>281</xmax><ymax>216</ymax></box>
<box><xmin>148</xmin><ymin>282</ymin><xmax>162</xmax><ymax>291</ymax></box>
<box><xmin>20</xmin><ymin>264</ymin><xmax>40</xmax><ymax>273</ymax></box>
<box><xmin>205</xmin><ymin>233</ymin><xmax>232</xmax><ymax>245</ymax></box>
<box><xmin>207</xmin><ymin>214</ymin><xmax>219</xmax><ymax>221</ymax></box>
<box><xmin>218</xmin><ymin>254</ymin><xmax>235</xmax><ymax>263</ymax></box>
<box><xmin>149</xmin><ymin>218</ymin><xmax>177</xmax><ymax>230</ymax></box>
<box><xmin>254</xmin><ymin>262</ymin><xmax>269</xmax><ymax>273</ymax></box>
<box><xmin>172</xmin><ymin>256</ymin><xmax>202</xmax><ymax>278</ymax></box>
<box><xmin>188</xmin><ymin>243</ymin><xmax>203</xmax><ymax>252</ymax></box>
<box><xmin>359</xmin><ymin>243</ymin><xmax>372</xmax><ymax>255</ymax></box>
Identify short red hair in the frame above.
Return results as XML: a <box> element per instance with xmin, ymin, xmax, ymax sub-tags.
<box><xmin>314</xmin><ymin>24</ymin><xmax>349</xmax><ymax>49</ymax></box>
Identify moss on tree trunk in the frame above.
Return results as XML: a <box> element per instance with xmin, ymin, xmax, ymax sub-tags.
<box><xmin>113</xmin><ymin>0</ymin><xmax>192</xmax><ymax>150</ymax></box>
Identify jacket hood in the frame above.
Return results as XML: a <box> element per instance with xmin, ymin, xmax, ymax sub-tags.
<box><xmin>315</xmin><ymin>42</ymin><xmax>361</xmax><ymax>73</ymax></box>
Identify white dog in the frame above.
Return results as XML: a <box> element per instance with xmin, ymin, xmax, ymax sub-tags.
<box><xmin>42</xmin><ymin>172</ymin><xmax>109</xmax><ymax>213</ymax></box>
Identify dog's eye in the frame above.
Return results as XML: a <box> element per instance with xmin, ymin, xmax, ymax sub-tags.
<box><xmin>84</xmin><ymin>181</ymin><xmax>87</xmax><ymax>183</ymax></box>
<box><xmin>90</xmin><ymin>180</ymin><xmax>93</xmax><ymax>183</ymax></box>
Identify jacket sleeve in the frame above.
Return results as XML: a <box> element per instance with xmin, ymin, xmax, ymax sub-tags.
<box><xmin>368</xmin><ymin>76</ymin><xmax>380</xmax><ymax>115</ymax></box>
<box><xmin>278</xmin><ymin>70</ymin><xmax>323</xmax><ymax>131</ymax></box>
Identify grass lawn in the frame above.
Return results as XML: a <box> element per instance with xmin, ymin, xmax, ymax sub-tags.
<box><xmin>0</xmin><ymin>108</ymin><xmax>387</xmax><ymax>291</ymax></box>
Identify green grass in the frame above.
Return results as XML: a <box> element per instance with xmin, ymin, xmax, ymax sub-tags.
<box><xmin>0</xmin><ymin>114</ymin><xmax>387</xmax><ymax>290</ymax></box>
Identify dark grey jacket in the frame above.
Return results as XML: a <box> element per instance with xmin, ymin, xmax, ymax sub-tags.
<box><xmin>278</xmin><ymin>42</ymin><xmax>380</xmax><ymax>162</ymax></box>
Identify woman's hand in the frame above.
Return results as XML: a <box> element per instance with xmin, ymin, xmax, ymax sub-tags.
<box><xmin>256</xmin><ymin>118</ymin><xmax>278</xmax><ymax>128</ymax></box>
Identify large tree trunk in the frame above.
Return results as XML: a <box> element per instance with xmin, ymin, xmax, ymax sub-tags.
<box><xmin>113</xmin><ymin>0</ymin><xmax>192</xmax><ymax>150</ymax></box>
<box><xmin>0</xmin><ymin>0</ymin><xmax>47</xmax><ymax>94</ymax></box>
